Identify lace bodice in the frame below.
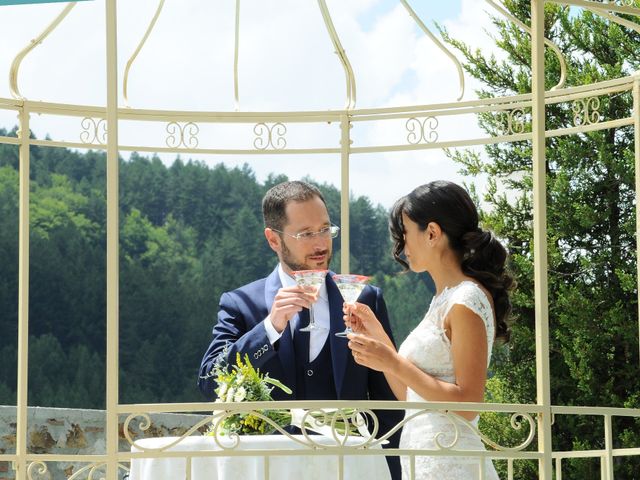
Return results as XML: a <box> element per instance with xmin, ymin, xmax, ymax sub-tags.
<box><xmin>397</xmin><ymin>280</ymin><xmax>500</xmax><ymax>480</ymax></box>
<box><xmin>398</xmin><ymin>280</ymin><xmax>495</xmax><ymax>395</ymax></box>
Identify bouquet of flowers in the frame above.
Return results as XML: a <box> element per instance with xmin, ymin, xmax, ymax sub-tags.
<box><xmin>207</xmin><ymin>353</ymin><xmax>368</xmax><ymax>438</ymax></box>
<box><xmin>208</xmin><ymin>352</ymin><xmax>292</xmax><ymax>435</ymax></box>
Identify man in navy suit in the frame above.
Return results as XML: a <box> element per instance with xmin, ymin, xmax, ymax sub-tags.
<box><xmin>198</xmin><ymin>180</ymin><xmax>401</xmax><ymax>479</ymax></box>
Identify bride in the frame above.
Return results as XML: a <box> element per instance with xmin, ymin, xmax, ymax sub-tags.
<box><xmin>346</xmin><ymin>180</ymin><xmax>514</xmax><ymax>480</ymax></box>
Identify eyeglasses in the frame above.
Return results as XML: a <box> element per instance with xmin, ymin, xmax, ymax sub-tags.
<box><xmin>272</xmin><ymin>225</ymin><xmax>340</xmax><ymax>241</ymax></box>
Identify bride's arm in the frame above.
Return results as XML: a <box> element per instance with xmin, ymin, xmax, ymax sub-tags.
<box><xmin>347</xmin><ymin>337</ymin><xmax>411</xmax><ymax>401</ymax></box>
<box><xmin>349</xmin><ymin>304</ymin><xmax>488</xmax><ymax>420</ymax></box>
<box><xmin>344</xmin><ymin>304</ymin><xmax>407</xmax><ymax>399</ymax></box>
<box><xmin>378</xmin><ymin>359</ymin><xmax>409</xmax><ymax>401</ymax></box>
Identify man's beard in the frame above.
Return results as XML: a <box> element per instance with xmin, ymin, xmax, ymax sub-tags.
<box><xmin>281</xmin><ymin>241</ymin><xmax>332</xmax><ymax>272</ymax></box>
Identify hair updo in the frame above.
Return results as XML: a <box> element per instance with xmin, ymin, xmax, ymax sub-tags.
<box><xmin>389</xmin><ymin>181</ymin><xmax>514</xmax><ymax>343</ymax></box>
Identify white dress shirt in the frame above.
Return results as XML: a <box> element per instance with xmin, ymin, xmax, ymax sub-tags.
<box><xmin>263</xmin><ymin>264</ymin><xmax>330</xmax><ymax>362</ymax></box>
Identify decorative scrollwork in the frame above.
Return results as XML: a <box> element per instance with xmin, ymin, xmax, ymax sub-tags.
<box><xmin>615</xmin><ymin>0</ymin><xmax>635</xmax><ymax>6</ymax></box>
<box><xmin>67</xmin><ymin>463</ymin><xmax>103</xmax><ymax>480</ymax></box>
<box><xmin>253</xmin><ymin>123</ymin><xmax>287</xmax><ymax>150</ymax></box>
<box><xmin>27</xmin><ymin>461</ymin><xmax>128</xmax><ymax>480</ymax></box>
<box><xmin>165</xmin><ymin>122</ymin><xmax>200</xmax><ymax>148</ymax></box>
<box><xmin>572</xmin><ymin>97</ymin><xmax>601</xmax><ymax>126</ymax></box>
<box><xmin>371</xmin><ymin>409</ymin><xmax>537</xmax><ymax>453</ymax></box>
<box><xmin>124</xmin><ymin>408</ymin><xmax>378</xmax><ymax>454</ymax></box>
<box><xmin>27</xmin><ymin>461</ymin><xmax>51</xmax><ymax>480</ymax></box>
<box><xmin>502</xmin><ymin>108</ymin><xmax>527</xmax><ymax>135</ymax></box>
<box><xmin>80</xmin><ymin>118</ymin><xmax>107</xmax><ymax>145</ymax></box>
<box><xmin>67</xmin><ymin>462</ymin><xmax>129</xmax><ymax>480</ymax></box>
<box><xmin>478</xmin><ymin>412</ymin><xmax>537</xmax><ymax>452</ymax></box>
<box><xmin>124</xmin><ymin>407</ymin><xmax>535</xmax><ymax>458</ymax></box>
<box><xmin>406</xmin><ymin>117</ymin><xmax>439</xmax><ymax>144</ymax></box>
<box><xmin>297</xmin><ymin>408</ymin><xmax>377</xmax><ymax>448</ymax></box>
<box><xmin>123</xmin><ymin>412</ymin><xmax>213</xmax><ymax>451</ymax></box>
<box><xmin>208</xmin><ymin>408</ymin><xmax>376</xmax><ymax>450</ymax></box>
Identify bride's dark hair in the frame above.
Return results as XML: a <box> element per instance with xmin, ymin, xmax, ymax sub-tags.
<box><xmin>389</xmin><ymin>180</ymin><xmax>514</xmax><ymax>343</ymax></box>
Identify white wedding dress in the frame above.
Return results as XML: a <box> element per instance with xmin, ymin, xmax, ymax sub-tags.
<box><xmin>397</xmin><ymin>281</ymin><xmax>500</xmax><ymax>480</ymax></box>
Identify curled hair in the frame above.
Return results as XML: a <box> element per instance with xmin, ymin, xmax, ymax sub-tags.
<box><xmin>389</xmin><ymin>181</ymin><xmax>515</xmax><ymax>343</ymax></box>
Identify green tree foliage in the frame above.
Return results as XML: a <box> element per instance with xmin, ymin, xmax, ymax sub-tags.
<box><xmin>373</xmin><ymin>271</ymin><xmax>434</xmax><ymax>344</ymax></box>
<box><xmin>0</xmin><ymin>149</ymin><xmax>19</xmax><ymax>404</ymax></box>
<box><xmin>441</xmin><ymin>2</ymin><xmax>640</xmax><ymax>477</ymax></box>
<box><xmin>0</xmin><ymin>131</ymin><xmax>431</xmax><ymax>410</ymax></box>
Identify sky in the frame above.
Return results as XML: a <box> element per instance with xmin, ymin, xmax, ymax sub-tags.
<box><xmin>0</xmin><ymin>0</ymin><xmax>501</xmax><ymax>208</ymax></box>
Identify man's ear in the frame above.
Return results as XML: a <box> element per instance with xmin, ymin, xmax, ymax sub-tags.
<box><xmin>264</xmin><ymin>228</ymin><xmax>281</xmax><ymax>253</ymax></box>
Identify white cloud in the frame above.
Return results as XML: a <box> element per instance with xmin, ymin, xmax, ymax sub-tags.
<box><xmin>346</xmin><ymin>0</ymin><xmax>502</xmax><ymax>208</ymax></box>
<box><xmin>0</xmin><ymin>0</ymin><xmax>501</xmax><ymax>209</ymax></box>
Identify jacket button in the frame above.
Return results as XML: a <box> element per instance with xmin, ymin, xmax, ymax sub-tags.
<box><xmin>307</xmin><ymin>369</ymin><xmax>314</xmax><ymax>377</ymax></box>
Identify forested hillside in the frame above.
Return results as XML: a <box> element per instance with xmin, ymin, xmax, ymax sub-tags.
<box><xmin>0</xmin><ymin>127</ymin><xmax>433</xmax><ymax>408</ymax></box>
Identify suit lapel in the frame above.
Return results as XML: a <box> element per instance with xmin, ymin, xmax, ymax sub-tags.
<box><xmin>264</xmin><ymin>266</ymin><xmax>281</xmax><ymax>314</ymax></box>
<box><xmin>327</xmin><ymin>274</ymin><xmax>349</xmax><ymax>398</ymax></box>
<box><xmin>266</xmin><ymin>267</ymin><xmax>297</xmax><ymax>395</ymax></box>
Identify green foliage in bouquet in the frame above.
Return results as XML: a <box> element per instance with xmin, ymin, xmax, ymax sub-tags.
<box><xmin>207</xmin><ymin>353</ymin><xmax>365</xmax><ymax>438</ymax></box>
<box><xmin>208</xmin><ymin>352</ymin><xmax>292</xmax><ymax>435</ymax></box>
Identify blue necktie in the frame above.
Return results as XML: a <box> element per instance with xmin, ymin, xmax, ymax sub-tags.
<box><xmin>294</xmin><ymin>309</ymin><xmax>310</xmax><ymax>363</ymax></box>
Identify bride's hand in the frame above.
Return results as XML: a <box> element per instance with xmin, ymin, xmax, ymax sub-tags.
<box><xmin>344</xmin><ymin>302</ymin><xmax>392</xmax><ymax>346</ymax></box>
<box><xmin>347</xmin><ymin>332</ymin><xmax>398</xmax><ymax>373</ymax></box>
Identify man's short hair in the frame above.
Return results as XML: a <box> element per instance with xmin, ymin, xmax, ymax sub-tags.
<box><xmin>262</xmin><ymin>181</ymin><xmax>327</xmax><ymax>231</ymax></box>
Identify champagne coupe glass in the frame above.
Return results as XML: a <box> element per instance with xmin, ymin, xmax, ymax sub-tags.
<box><xmin>292</xmin><ymin>269</ymin><xmax>328</xmax><ymax>332</ymax></box>
<box><xmin>333</xmin><ymin>274</ymin><xmax>370</xmax><ymax>338</ymax></box>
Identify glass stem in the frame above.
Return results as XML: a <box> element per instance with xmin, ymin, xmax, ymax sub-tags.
<box><xmin>308</xmin><ymin>305</ymin><xmax>315</xmax><ymax>328</ymax></box>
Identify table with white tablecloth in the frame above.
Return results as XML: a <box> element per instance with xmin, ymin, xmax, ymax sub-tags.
<box><xmin>129</xmin><ymin>435</ymin><xmax>391</xmax><ymax>480</ymax></box>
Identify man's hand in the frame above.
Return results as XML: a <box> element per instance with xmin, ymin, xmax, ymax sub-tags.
<box><xmin>269</xmin><ymin>285</ymin><xmax>318</xmax><ymax>333</ymax></box>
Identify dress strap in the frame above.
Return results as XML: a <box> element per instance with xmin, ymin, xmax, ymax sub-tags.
<box><xmin>441</xmin><ymin>281</ymin><xmax>495</xmax><ymax>348</ymax></box>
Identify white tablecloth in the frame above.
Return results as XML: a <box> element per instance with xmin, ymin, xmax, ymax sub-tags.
<box><xmin>129</xmin><ymin>435</ymin><xmax>391</xmax><ymax>480</ymax></box>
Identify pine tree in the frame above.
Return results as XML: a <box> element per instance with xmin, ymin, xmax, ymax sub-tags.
<box><xmin>442</xmin><ymin>2</ymin><xmax>640</xmax><ymax>477</ymax></box>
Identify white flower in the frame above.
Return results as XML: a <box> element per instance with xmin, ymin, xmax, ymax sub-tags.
<box><xmin>217</xmin><ymin>383</ymin><xmax>228</xmax><ymax>398</ymax></box>
<box><xmin>226</xmin><ymin>387</ymin><xmax>235</xmax><ymax>403</ymax></box>
<box><xmin>233</xmin><ymin>386</ymin><xmax>247</xmax><ymax>402</ymax></box>
<box><xmin>236</xmin><ymin>374</ymin><xmax>244</xmax><ymax>384</ymax></box>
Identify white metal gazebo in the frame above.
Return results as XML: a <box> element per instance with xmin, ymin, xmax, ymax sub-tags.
<box><xmin>2</xmin><ymin>1</ymin><xmax>640</xmax><ymax>479</ymax></box>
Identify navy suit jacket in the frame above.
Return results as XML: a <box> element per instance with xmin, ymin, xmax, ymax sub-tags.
<box><xmin>198</xmin><ymin>266</ymin><xmax>403</xmax><ymax>479</ymax></box>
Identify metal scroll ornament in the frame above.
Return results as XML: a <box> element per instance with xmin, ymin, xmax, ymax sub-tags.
<box><xmin>406</xmin><ymin>117</ymin><xmax>439</xmax><ymax>144</ymax></box>
<box><xmin>368</xmin><ymin>409</ymin><xmax>537</xmax><ymax>454</ymax></box>
<box><xmin>165</xmin><ymin>122</ymin><xmax>200</xmax><ymax>149</ymax></box>
<box><xmin>123</xmin><ymin>412</ymin><xmax>214</xmax><ymax>452</ymax></box>
<box><xmin>123</xmin><ymin>407</ymin><xmax>377</xmax><ymax>453</ymax></box>
<box><xmin>80</xmin><ymin>118</ymin><xmax>107</xmax><ymax>145</ymax></box>
<box><xmin>26</xmin><ymin>461</ymin><xmax>50</xmax><ymax>480</ymax></box>
<box><xmin>27</xmin><ymin>461</ymin><xmax>129</xmax><ymax>480</ymax></box>
<box><xmin>503</xmin><ymin>108</ymin><xmax>527</xmax><ymax>135</ymax></box>
<box><xmin>572</xmin><ymin>97</ymin><xmax>601</xmax><ymax>126</ymax></box>
<box><xmin>253</xmin><ymin>123</ymin><xmax>287</xmax><ymax>150</ymax></box>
